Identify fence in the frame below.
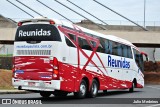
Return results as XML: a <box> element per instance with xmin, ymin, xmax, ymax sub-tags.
<box><xmin>0</xmin><ymin>57</ymin><xmax>12</xmax><ymax>70</ymax></box>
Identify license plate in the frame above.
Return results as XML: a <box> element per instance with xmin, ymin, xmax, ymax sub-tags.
<box><xmin>28</xmin><ymin>82</ymin><xmax>35</xmax><ymax>86</ymax></box>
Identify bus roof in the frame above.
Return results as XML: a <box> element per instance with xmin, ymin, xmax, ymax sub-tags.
<box><xmin>19</xmin><ymin>17</ymin><xmax>137</xmax><ymax>49</ymax></box>
<box><xmin>60</xmin><ymin>19</ymin><xmax>137</xmax><ymax>49</ymax></box>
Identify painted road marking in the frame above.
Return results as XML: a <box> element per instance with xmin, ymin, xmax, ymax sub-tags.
<box><xmin>146</xmin><ymin>86</ymin><xmax>160</xmax><ymax>90</ymax></box>
<box><xmin>145</xmin><ymin>104</ymin><xmax>160</xmax><ymax>107</ymax></box>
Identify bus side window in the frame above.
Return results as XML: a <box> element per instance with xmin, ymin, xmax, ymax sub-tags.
<box><xmin>78</xmin><ymin>37</ymin><xmax>92</xmax><ymax>51</ymax></box>
<box><xmin>105</xmin><ymin>39</ymin><xmax>110</xmax><ymax>54</ymax></box>
<box><xmin>117</xmin><ymin>43</ymin><xmax>122</xmax><ymax>56</ymax></box>
<box><xmin>112</xmin><ymin>41</ymin><xmax>118</xmax><ymax>56</ymax></box>
<box><xmin>96</xmin><ymin>37</ymin><xmax>105</xmax><ymax>53</ymax></box>
<box><xmin>65</xmin><ymin>36</ymin><xmax>76</xmax><ymax>48</ymax></box>
<box><xmin>109</xmin><ymin>41</ymin><xmax>112</xmax><ymax>54</ymax></box>
<box><xmin>68</xmin><ymin>33</ymin><xmax>76</xmax><ymax>42</ymax></box>
<box><xmin>122</xmin><ymin>45</ymin><xmax>128</xmax><ymax>57</ymax></box>
<box><xmin>127</xmin><ymin>46</ymin><xmax>133</xmax><ymax>58</ymax></box>
<box><xmin>90</xmin><ymin>41</ymin><xmax>96</xmax><ymax>48</ymax></box>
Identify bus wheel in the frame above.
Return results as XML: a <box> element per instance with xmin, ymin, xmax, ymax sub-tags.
<box><xmin>129</xmin><ymin>82</ymin><xmax>135</xmax><ymax>92</ymax></box>
<box><xmin>53</xmin><ymin>90</ymin><xmax>68</xmax><ymax>97</ymax></box>
<box><xmin>88</xmin><ymin>79</ymin><xmax>98</xmax><ymax>98</ymax></box>
<box><xmin>103</xmin><ymin>90</ymin><xmax>107</xmax><ymax>94</ymax></box>
<box><xmin>74</xmin><ymin>80</ymin><xmax>87</xmax><ymax>98</ymax></box>
<box><xmin>40</xmin><ymin>92</ymin><xmax>51</xmax><ymax>98</ymax></box>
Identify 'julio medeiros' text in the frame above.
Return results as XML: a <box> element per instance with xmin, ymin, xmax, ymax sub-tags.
<box><xmin>133</xmin><ymin>99</ymin><xmax>159</xmax><ymax>104</ymax></box>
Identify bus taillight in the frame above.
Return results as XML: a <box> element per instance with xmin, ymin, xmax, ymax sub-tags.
<box><xmin>17</xmin><ymin>22</ymin><xmax>22</xmax><ymax>26</ymax></box>
<box><xmin>52</xmin><ymin>57</ymin><xmax>59</xmax><ymax>79</ymax></box>
<box><xmin>50</xmin><ymin>20</ymin><xmax>55</xmax><ymax>25</ymax></box>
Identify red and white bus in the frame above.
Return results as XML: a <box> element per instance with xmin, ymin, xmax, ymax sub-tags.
<box><xmin>12</xmin><ymin>17</ymin><xmax>148</xmax><ymax>98</ymax></box>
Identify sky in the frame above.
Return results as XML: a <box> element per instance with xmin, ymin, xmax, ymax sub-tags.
<box><xmin>0</xmin><ymin>0</ymin><xmax>160</xmax><ymax>26</ymax></box>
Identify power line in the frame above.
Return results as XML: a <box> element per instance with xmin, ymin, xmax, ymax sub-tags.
<box><xmin>36</xmin><ymin>0</ymin><xmax>74</xmax><ymax>23</ymax></box>
<box><xmin>66</xmin><ymin>0</ymin><xmax>108</xmax><ymax>26</ymax></box>
<box><xmin>93</xmin><ymin>0</ymin><xmax>148</xmax><ymax>31</ymax></box>
<box><xmin>15</xmin><ymin>0</ymin><xmax>43</xmax><ymax>17</ymax></box>
<box><xmin>54</xmin><ymin>0</ymin><xmax>106</xmax><ymax>30</ymax></box>
<box><xmin>6</xmin><ymin>0</ymin><xmax>34</xmax><ymax>18</ymax></box>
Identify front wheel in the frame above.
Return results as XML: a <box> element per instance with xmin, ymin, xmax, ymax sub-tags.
<box><xmin>74</xmin><ymin>80</ymin><xmax>87</xmax><ymax>98</ymax></box>
<box><xmin>40</xmin><ymin>92</ymin><xmax>51</xmax><ymax>98</ymax></box>
<box><xmin>88</xmin><ymin>79</ymin><xmax>98</xmax><ymax>98</ymax></box>
<box><xmin>129</xmin><ymin>82</ymin><xmax>135</xmax><ymax>92</ymax></box>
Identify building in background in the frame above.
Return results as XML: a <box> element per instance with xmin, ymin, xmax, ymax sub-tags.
<box><xmin>0</xmin><ymin>14</ymin><xmax>16</xmax><ymax>56</ymax></box>
<box><xmin>0</xmin><ymin>15</ymin><xmax>160</xmax><ymax>62</ymax></box>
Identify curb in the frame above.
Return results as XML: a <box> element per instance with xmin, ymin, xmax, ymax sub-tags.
<box><xmin>0</xmin><ymin>90</ymin><xmax>31</xmax><ymax>94</ymax></box>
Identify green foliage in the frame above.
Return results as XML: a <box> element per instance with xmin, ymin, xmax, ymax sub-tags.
<box><xmin>0</xmin><ymin>54</ymin><xmax>13</xmax><ymax>57</ymax></box>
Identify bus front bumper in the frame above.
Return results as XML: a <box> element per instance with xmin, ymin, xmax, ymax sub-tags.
<box><xmin>12</xmin><ymin>78</ymin><xmax>61</xmax><ymax>91</ymax></box>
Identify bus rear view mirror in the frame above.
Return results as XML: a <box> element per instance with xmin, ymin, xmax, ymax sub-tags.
<box><xmin>141</xmin><ymin>52</ymin><xmax>149</xmax><ymax>61</ymax></box>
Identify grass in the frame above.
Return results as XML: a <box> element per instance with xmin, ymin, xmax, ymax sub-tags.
<box><xmin>0</xmin><ymin>69</ymin><xmax>14</xmax><ymax>90</ymax></box>
<box><xmin>0</xmin><ymin>54</ymin><xmax>13</xmax><ymax>57</ymax></box>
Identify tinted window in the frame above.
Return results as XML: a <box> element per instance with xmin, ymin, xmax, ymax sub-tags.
<box><xmin>68</xmin><ymin>34</ymin><xmax>76</xmax><ymax>41</ymax></box>
<box><xmin>97</xmin><ymin>37</ymin><xmax>105</xmax><ymax>53</ymax></box>
<box><xmin>112</xmin><ymin>41</ymin><xmax>118</xmax><ymax>55</ymax></box>
<box><xmin>133</xmin><ymin>49</ymin><xmax>144</xmax><ymax>71</ymax></box>
<box><xmin>90</xmin><ymin>41</ymin><xmax>96</xmax><ymax>48</ymax></box>
<box><xmin>127</xmin><ymin>46</ymin><xmax>133</xmax><ymax>58</ymax></box>
<box><xmin>104</xmin><ymin>39</ymin><xmax>110</xmax><ymax>54</ymax></box>
<box><xmin>15</xmin><ymin>24</ymin><xmax>61</xmax><ymax>41</ymax></box>
<box><xmin>78</xmin><ymin>37</ymin><xmax>92</xmax><ymax>51</ymax></box>
<box><xmin>117</xmin><ymin>43</ymin><xmax>122</xmax><ymax>56</ymax></box>
<box><xmin>65</xmin><ymin>37</ymin><xmax>75</xmax><ymax>48</ymax></box>
<box><xmin>65</xmin><ymin>33</ymin><xmax>76</xmax><ymax>47</ymax></box>
<box><xmin>122</xmin><ymin>45</ymin><xmax>128</xmax><ymax>57</ymax></box>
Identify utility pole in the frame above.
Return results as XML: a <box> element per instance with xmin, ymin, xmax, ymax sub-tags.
<box><xmin>93</xmin><ymin>0</ymin><xmax>148</xmax><ymax>31</ymax></box>
<box><xmin>144</xmin><ymin>0</ymin><xmax>146</xmax><ymax>28</ymax></box>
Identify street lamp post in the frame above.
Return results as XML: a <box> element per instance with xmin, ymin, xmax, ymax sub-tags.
<box><xmin>144</xmin><ymin>0</ymin><xmax>146</xmax><ymax>28</ymax></box>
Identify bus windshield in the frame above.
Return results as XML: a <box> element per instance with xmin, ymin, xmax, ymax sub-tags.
<box><xmin>133</xmin><ymin>49</ymin><xmax>144</xmax><ymax>72</ymax></box>
<box><xmin>15</xmin><ymin>24</ymin><xmax>61</xmax><ymax>42</ymax></box>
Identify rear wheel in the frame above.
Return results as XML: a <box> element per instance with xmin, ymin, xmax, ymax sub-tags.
<box><xmin>74</xmin><ymin>80</ymin><xmax>87</xmax><ymax>98</ymax></box>
<box><xmin>129</xmin><ymin>82</ymin><xmax>135</xmax><ymax>92</ymax></box>
<box><xmin>40</xmin><ymin>92</ymin><xmax>51</xmax><ymax>98</ymax></box>
<box><xmin>103</xmin><ymin>90</ymin><xmax>107</xmax><ymax>94</ymax></box>
<box><xmin>53</xmin><ymin>90</ymin><xmax>68</xmax><ymax>97</ymax></box>
<box><xmin>88</xmin><ymin>79</ymin><xmax>98</xmax><ymax>98</ymax></box>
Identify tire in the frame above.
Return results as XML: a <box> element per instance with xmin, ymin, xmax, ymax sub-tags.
<box><xmin>129</xmin><ymin>82</ymin><xmax>135</xmax><ymax>92</ymax></box>
<box><xmin>103</xmin><ymin>90</ymin><xmax>107</xmax><ymax>94</ymax></box>
<box><xmin>88</xmin><ymin>79</ymin><xmax>98</xmax><ymax>98</ymax></box>
<box><xmin>40</xmin><ymin>92</ymin><xmax>51</xmax><ymax>98</ymax></box>
<box><xmin>53</xmin><ymin>90</ymin><xmax>68</xmax><ymax>97</ymax></box>
<box><xmin>74</xmin><ymin>80</ymin><xmax>87</xmax><ymax>98</ymax></box>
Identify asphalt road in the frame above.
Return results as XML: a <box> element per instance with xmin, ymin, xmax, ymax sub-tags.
<box><xmin>0</xmin><ymin>84</ymin><xmax>160</xmax><ymax>107</ymax></box>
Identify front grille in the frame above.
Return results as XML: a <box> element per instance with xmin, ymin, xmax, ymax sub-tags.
<box><xmin>16</xmin><ymin>50</ymin><xmax>51</xmax><ymax>55</ymax></box>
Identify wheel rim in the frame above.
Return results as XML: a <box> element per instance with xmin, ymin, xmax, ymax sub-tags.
<box><xmin>80</xmin><ymin>83</ymin><xmax>86</xmax><ymax>96</ymax></box>
<box><xmin>92</xmin><ymin>82</ymin><xmax>97</xmax><ymax>95</ymax></box>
